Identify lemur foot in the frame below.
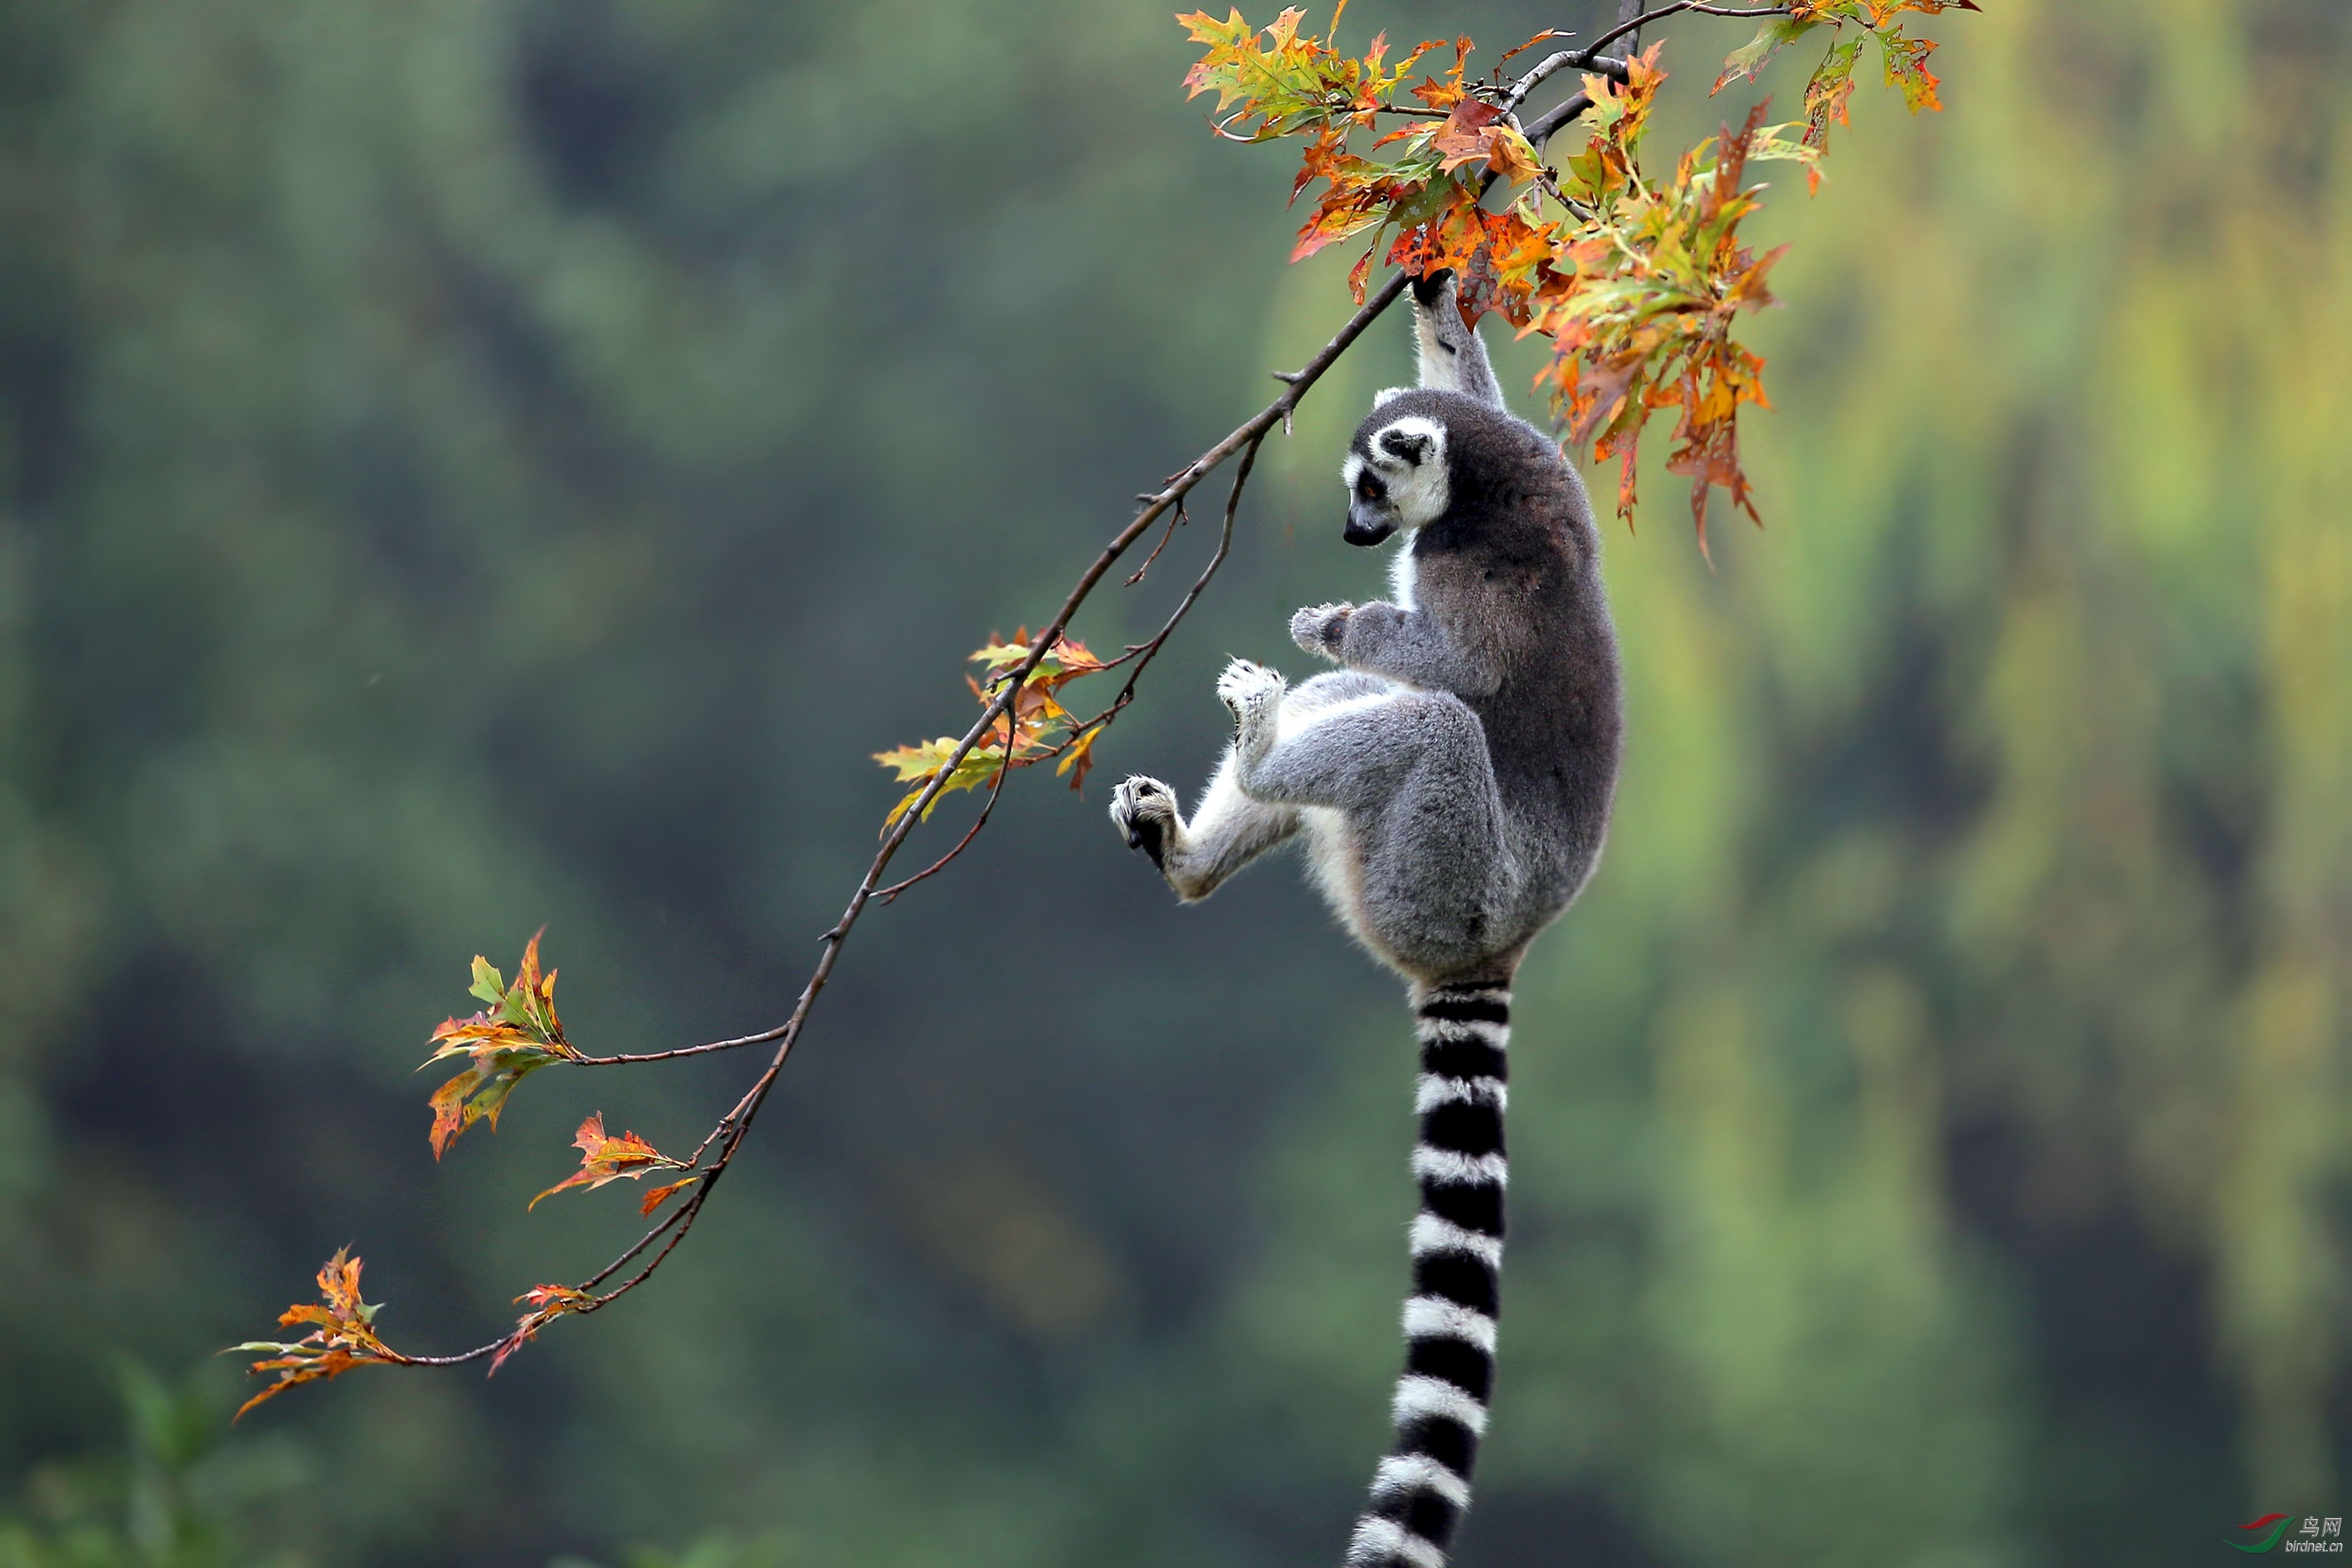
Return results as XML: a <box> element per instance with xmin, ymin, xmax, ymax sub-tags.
<box><xmin>1109</xmin><ymin>775</ymin><xmax>1177</xmax><ymax>870</ymax></box>
<box><xmin>1290</xmin><ymin>601</ymin><xmax>1353</xmax><ymax>660</ymax></box>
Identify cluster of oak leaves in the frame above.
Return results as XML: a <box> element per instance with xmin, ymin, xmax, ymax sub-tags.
<box><xmin>1221</xmin><ymin>0</ymin><xmax>1975</xmax><ymax>533</ymax></box>
<box><xmin>232</xmin><ymin>1</ymin><xmax>1973</xmax><ymax>1419</ymax></box>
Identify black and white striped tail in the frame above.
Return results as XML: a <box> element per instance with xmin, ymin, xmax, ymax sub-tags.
<box><xmin>1346</xmin><ymin>979</ymin><xmax>1511</xmax><ymax>1568</ymax></box>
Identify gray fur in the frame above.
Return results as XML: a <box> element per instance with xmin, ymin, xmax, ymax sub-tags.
<box><xmin>1110</xmin><ymin>273</ymin><xmax>1623</xmax><ymax>987</ymax></box>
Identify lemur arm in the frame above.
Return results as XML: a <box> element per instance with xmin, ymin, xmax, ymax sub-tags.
<box><xmin>1411</xmin><ymin>271</ymin><xmax>1504</xmax><ymax>409</ymax></box>
<box><xmin>1293</xmin><ymin>600</ymin><xmax>1505</xmax><ymax>698</ymax></box>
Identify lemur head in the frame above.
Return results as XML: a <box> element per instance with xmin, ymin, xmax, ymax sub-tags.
<box><xmin>1341</xmin><ymin>397</ymin><xmax>1450</xmax><ymax>547</ymax></box>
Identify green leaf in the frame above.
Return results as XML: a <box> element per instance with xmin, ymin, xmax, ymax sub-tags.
<box><xmin>1712</xmin><ymin>17</ymin><xmax>1822</xmax><ymax>95</ymax></box>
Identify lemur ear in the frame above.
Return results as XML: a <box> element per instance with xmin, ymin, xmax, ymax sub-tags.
<box><xmin>1372</xmin><ymin>386</ymin><xmax>1410</xmax><ymax>408</ymax></box>
<box><xmin>1379</xmin><ymin>428</ymin><xmax>1434</xmax><ymax>467</ymax></box>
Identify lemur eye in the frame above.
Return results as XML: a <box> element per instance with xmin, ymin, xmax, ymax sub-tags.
<box><xmin>1357</xmin><ymin>475</ymin><xmax>1384</xmax><ymax>501</ymax></box>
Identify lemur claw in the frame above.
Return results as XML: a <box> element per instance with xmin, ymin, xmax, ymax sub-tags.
<box><xmin>1290</xmin><ymin>602</ymin><xmax>1353</xmax><ymax>660</ymax></box>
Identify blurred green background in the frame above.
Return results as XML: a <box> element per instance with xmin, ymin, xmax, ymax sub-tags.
<box><xmin>2</xmin><ymin>0</ymin><xmax>2347</xmax><ymax>1564</ymax></box>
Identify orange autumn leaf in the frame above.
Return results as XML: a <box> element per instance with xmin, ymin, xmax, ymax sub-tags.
<box><xmin>640</xmin><ymin>1173</ymin><xmax>704</xmax><ymax>1216</ymax></box>
<box><xmin>229</xmin><ymin>1249</ymin><xmax>411</xmax><ymax>1419</ymax></box>
<box><xmin>1429</xmin><ymin>98</ymin><xmax>1504</xmax><ymax>172</ymax></box>
<box><xmin>528</xmin><ymin>1113</ymin><xmax>691</xmax><ymax>1210</ymax></box>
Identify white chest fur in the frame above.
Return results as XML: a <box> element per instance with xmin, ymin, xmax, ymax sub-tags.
<box><xmin>1388</xmin><ymin>544</ymin><xmax>1418</xmax><ymax>611</ymax></box>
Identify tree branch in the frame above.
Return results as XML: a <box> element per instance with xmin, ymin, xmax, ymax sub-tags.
<box><xmin>350</xmin><ymin>22</ymin><xmax>1658</xmax><ymax>1374</ymax></box>
<box><xmin>377</xmin><ymin>265</ymin><xmax>1417</xmax><ymax>1371</ymax></box>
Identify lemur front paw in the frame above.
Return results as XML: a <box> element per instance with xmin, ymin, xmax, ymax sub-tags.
<box><xmin>1109</xmin><ymin>775</ymin><xmax>1177</xmax><ymax>870</ymax></box>
<box><xmin>1289</xmin><ymin>602</ymin><xmax>1353</xmax><ymax>660</ymax></box>
<box><xmin>1215</xmin><ymin>658</ymin><xmax>1286</xmax><ymax>741</ymax></box>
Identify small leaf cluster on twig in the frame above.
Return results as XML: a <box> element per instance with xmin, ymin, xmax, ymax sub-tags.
<box><xmin>422</xmin><ymin>932</ymin><xmax>582</xmax><ymax>1158</ymax></box>
<box><xmin>529</xmin><ymin>1112</ymin><xmax>698</xmax><ymax>1215</ymax></box>
<box><xmin>229</xmin><ymin>1249</ymin><xmax>411</xmax><ymax>1419</ymax></box>
<box><xmin>872</xmin><ymin>632</ymin><xmax>1110</xmax><ymax>828</ymax></box>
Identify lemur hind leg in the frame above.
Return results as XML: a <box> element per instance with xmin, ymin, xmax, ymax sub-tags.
<box><xmin>1108</xmin><ymin>672</ymin><xmax>1389</xmax><ymax>902</ymax></box>
<box><xmin>1220</xmin><ymin>659</ymin><xmax>1517</xmax><ymax>981</ymax></box>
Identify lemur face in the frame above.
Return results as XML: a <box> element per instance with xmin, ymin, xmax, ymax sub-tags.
<box><xmin>1340</xmin><ymin>412</ymin><xmax>1449</xmax><ymax>547</ymax></box>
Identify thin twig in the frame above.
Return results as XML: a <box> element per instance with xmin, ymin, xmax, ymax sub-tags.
<box><xmin>572</xmin><ymin>1035</ymin><xmax>782</xmax><ymax>1066</ymax></box>
<box><xmin>1061</xmin><ymin>430</ymin><xmax>1259</xmax><ymax>743</ymax></box>
<box><xmin>1589</xmin><ymin>1</ymin><xmax>1789</xmax><ymax>61</ymax></box>
<box><xmin>1497</xmin><ymin>50</ymin><xmax>1580</xmax><ymax>113</ymax></box>
<box><xmin>1124</xmin><ymin>494</ymin><xmax>1190</xmax><ymax>587</ymax></box>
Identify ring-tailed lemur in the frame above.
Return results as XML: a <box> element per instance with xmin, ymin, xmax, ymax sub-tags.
<box><xmin>1109</xmin><ymin>272</ymin><xmax>1622</xmax><ymax>1568</ymax></box>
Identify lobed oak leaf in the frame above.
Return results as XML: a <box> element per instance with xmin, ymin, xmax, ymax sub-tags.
<box><xmin>529</xmin><ymin>1112</ymin><xmax>692</xmax><ymax>1210</ymax></box>
<box><xmin>1797</xmin><ymin>36</ymin><xmax>1865</xmax><ymax>183</ymax></box>
<box><xmin>876</xmin><ymin>738</ymin><xmax>1011</xmax><ymax>829</ymax></box>
<box><xmin>1410</xmin><ymin>76</ymin><xmax>1464</xmax><ymax>111</ymax></box>
<box><xmin>1403</xmin><ymin>36</ymin><xmax>1471</xmax><ymax>111</ymax></box>
<box><xmin>1875</xmin><ymin>27</ymin><xmax>1943</xmax><ymax>113</ymax></box>
<box><xmin>1712</xmin><ymin>17</ymin><xmax>1822</xmax><ymax>94</ymax></box>
<box><xmin>1429</xmin><ymin>99</ymin><xmax>1503</xmax><ymax>172</ymax></box>
<box><xmin>1055</xmin><ymin>724</ymin><xmax>1103</xmax><ymax>791</ymax></box>
<box><xmin>1483</xmin><ymin>124</ymin><xmax>1545</xmax><ymax>186</ymax></box>
<box><xmin>874</xmin><ymin>735</ymin><xmax>971</xmax><ymax>786</ymax></box>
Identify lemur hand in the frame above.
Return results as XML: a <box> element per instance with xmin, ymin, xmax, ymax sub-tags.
<box><xmin>1290</xmin><ymin>602</ymin><xmax>1353</xmax><ymax>660</ymax></box>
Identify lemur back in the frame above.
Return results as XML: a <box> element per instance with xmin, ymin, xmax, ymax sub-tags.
<box><xmin>1108</xmin><ymin>271</ymin><xmax>1621</xmax><ymax>1567</ymax></box>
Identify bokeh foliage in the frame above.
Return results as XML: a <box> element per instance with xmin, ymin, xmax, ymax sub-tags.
<box><xmin>0</xmin><ymin>1</ymin><xmax>2345</xmax><ymax>1566</ymax></box>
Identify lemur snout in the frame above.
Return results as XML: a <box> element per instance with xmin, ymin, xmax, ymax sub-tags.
<box><xmin>1344</xmin><ymin>508</ymin><xmax>1395</xmax><ymax>547</ymax></box>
